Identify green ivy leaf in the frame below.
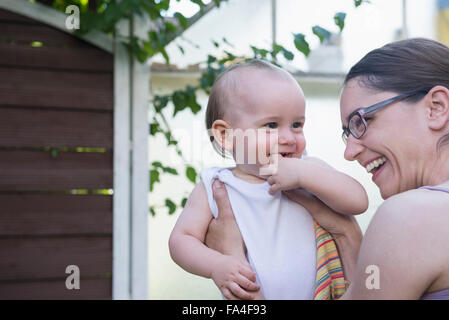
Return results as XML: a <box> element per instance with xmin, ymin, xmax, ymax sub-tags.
<box><xmin>152</xmin><ymin>161</ymin><xmax>163</xmax><ymax>168</ymax></box>
<box><xmin>154</xmin><ymin>95</ymin><xmax>169</xmax><ymax>113</ymax></box>
<box><xmin>293</xmin><ymin>33</ymin><xmax>310</xmax><ymax>57</ymax></box>
<box><xmin>354</xmin><ymin>0</ymin><xmax>370</xmax><ymax>7</ymax></box>
<box><xmin>251</xmin><ymin>46</ymin><xmax>269</xmax><ymax>59</ymax></box>
<box><xmin>172</xmin><ymin>90</ymin><xmax>187</xmax><ymax>116</ymax></box>
<box><xmin>150</xmin><ymin>207</ymin><xmax>156</xmax><ymax>216</ymax></box>
<box><xmin>186</xmin><ymin>166</ymin><xmax>197</xmax><ymax>183</ymax></box>
<box><xmin>164</xmin><ymin>21</ymin><xmax>177</xmax><ymax>33</ymax></box>
<box><xmin>162</xmin><ymin>167</ymin><xmax>178</xmax><ymax>175</ymax></box>
<box><xmin>282</xmin><ymin>48</ymin><xmax>294</xmax><ymax>61</ymax></box>
<box><xmin>164</xmin><ymin>131</ymin><xmax>178</xmax><ymax>146</ymax></box>
<box><xmin>150</xmin><ymin>169</ymin><xmax>160</xmax><ymax>192</ymax></box>
<box><xmin>150</xmin><ymin>122</ymin><xmax>160</xmax><ymax>135</ymax></box>
<box><xmin>174</xmin><ymin>12</ymin><xmax>188</xmax><ymax>29</ymax></box>
<box><xmin>334</xmin><ymin>12</ymin><xmax>346</xmax><ymax>32</ymax></box>
<box><xmin>165</xmin><ymin>198</ymin><xmax>177</xmax><ymax>214</ymax></box>
<box><xmin>312</xmin><ymin>25</ymin><xmax>331</xmax><ymax>43</ymax></box>
<box><xmin>207</xmin><ymin>55</ymin><xmax>217</xmax><ymax>64</ymax></box>
<box><xmin>186</xmin><ymin>85</ymin><xmax>201</xmax><ymax>114</ymax></box>
<box><xmin>191</xmin><ymin>0</ymin><xmax>206</xmax><ymax>10</ymax></box>
<box><xmin>181</xmin><ymin>197</ymin><xmax>188</xmax><ymax>208</ymax></box>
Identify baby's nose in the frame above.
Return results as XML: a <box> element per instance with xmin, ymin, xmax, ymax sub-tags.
<box><xmin>278</xmin><ymin>131</ymin><xmax>295</xmax><ymax>145</ymax></box>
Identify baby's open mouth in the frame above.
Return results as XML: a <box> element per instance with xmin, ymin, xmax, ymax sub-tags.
<box><xmin>280</xmin><ymin>152</ymin><xmax>294</xmax><ymax>158</ymax></box>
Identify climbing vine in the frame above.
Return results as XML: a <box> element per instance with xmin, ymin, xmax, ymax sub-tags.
<box><xmin>45</xmin><ymin>0</ymin><xmax>369</xmax><ymax>215</ymax></box>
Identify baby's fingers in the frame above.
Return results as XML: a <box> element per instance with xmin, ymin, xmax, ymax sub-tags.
<box><xmin>235</xmin><ymin>274</ymin><xmax>260</xmax><ymax>292</ymax></box>
<box><xmin>228</xmin><ymin>282</ymin><xmax>255</xmax><ymax>300</ymax></box>
<box><xmin>222</xmin><ymin>287</ymin><xmax>239</xmax><ymax>300</ymax></box>
<box><xmin>268</xmin><ymin>183</ymin><xmax>281</xmax><ymax>195</ymax></box>
<box><xmin>239</xmin><ymin>264</ymin><xmax>257</xmax><ymax>283</ymax></box>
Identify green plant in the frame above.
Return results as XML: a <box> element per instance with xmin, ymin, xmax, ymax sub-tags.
<box><xmin>46</xmin><ymin>0</ymin><xmax>369</xmax><ymax>216</ymax></box>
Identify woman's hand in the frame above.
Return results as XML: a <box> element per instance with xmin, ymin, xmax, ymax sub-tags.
<box><xmin>283</xmin><ymin>189</ymin><xmax>357</xmax><ymax>239</ymax></box>
<box><xmin>205</xmin><ymin>180</ymin><xmax>247</xmax><ymax>260</ymax></box>
<box><xmin>283</xmin><ymin>188</ymin><xmax>363</xmax><ymax>282</ymax></box>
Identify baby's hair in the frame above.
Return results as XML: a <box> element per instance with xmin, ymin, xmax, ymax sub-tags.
<box><xmin>205</xmin><ymin>59</ymin><xmax>290</xmax><ymax>157</ymax></box>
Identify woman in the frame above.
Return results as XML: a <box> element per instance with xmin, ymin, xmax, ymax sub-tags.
<box><xmin>205</xmin><ymin>38</ymin><xmax>449</xmax><ymax>299</ymax></box>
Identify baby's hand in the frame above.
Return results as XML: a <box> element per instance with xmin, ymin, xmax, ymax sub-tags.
<box><xmin>262</xmin><ymin>154</ymin><xmax>304</xmax><ymax>195</ymax></box>
<box><xmin>211</xmin><ymin>254</ymin><xmax>260</xmax><ymax>300</ymax></box>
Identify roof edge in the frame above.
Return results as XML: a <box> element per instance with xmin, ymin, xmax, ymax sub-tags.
<box><xmin>0</xmin><ymin>0</ymin><xmax>113</xmax><ymax>53</ymax></box>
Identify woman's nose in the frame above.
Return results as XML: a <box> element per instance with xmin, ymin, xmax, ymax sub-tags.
<box><xmin>344</xmin><ymin>135</ymin><xmax>364</xmax><ymax>161</ymax></box>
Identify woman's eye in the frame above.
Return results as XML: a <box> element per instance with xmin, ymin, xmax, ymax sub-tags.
<box><xmin>292</xmin><ymin>122</ymin><xmax>303</xmax><ymax>129</ymax></box>
<box><xmin>264</xmin><ymin>122</ymin><xmax>277</xmax><ymax>129</ymax></box>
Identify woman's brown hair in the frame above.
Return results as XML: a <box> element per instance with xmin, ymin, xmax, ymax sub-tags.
<box><xmin>344</xmin><ymin>38</ymin><xmax>449</xmax><ymax>151</ymax></box>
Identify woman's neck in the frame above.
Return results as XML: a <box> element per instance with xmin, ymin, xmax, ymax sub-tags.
<box><xmin>424</xmin><ymin>147</ymin><xmax>449</xmax><ymax>187</ymax></box>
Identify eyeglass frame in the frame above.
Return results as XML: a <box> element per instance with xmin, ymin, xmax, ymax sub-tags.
<box><xmin>342</xmin><ymin>90</ymin><xmax>428</xmax><ymax>144</ymax></box>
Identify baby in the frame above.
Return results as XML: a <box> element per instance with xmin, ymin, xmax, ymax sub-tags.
<box><xmin>169</xmin><ymin>60</ymin><xmax>368</xmax><ymax>300</ymax></box>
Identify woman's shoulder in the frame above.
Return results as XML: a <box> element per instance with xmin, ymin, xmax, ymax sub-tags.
<box><xmin>370</xmin><ymin>188</ymin><xmax>449</xmax><ymax>243</ymax></box>
<box><xmin>379</xmin><ymin>187</ymin><xmax>449</xmax><ymax>218</ymax></box>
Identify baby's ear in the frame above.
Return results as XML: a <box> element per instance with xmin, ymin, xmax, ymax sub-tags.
<box><xmin>211</xmin><ymin>120</ymin><xmax>233</xmax><ymax>152</ymax></box>
<box><xmin>426</xmin><ymin>86</ymin><xmax>449</xmax><ymax>131</ymax></box>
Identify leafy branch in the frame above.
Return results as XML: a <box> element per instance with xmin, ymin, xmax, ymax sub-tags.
<box><xmin>47</xmin><ymin>0</ymin><xmax>367</xmax><ymax>216</ymax></box>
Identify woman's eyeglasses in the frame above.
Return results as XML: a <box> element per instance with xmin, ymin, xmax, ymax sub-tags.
<box><xmin>342</xmin><ymin>90</ymin><xmax>428</xmax><ymax>144</ymax></box>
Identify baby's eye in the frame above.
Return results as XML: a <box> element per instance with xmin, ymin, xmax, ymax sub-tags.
<box><xmin>264</xmin><ymin>122</ymin><xmax>277</xmax><ymax>129</ymax></box>
<box><xmin>292</xmin><ymin>122</ymin><xmax>303</xmax><ymax>129</ymax></box>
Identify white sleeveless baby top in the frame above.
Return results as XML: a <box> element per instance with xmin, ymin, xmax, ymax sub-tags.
<box><xmin>201</xmin><ymin>167</ymin><xmax>316</xmax><ymax>300</ymax></box>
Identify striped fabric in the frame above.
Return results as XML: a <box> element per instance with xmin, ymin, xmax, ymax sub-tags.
<box><xmin>313</xmin><ymin>220</ymin><xmax>346</xmax><ymax>300</ymax></box>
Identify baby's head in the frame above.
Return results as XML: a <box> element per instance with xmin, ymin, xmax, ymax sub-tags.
<box><xmin>206</xmin><ymin>60</ymin><xmax>306</xmax><ymax>175</ymax></box>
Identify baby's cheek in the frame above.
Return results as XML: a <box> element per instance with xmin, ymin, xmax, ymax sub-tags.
<box><xmin>296</xmin><ymin>135</ymin><xmax>306</xmax><ymax>155</ymax></box>
<box><xmin>253</xmin><ymin>133</ymin><xmax>274</xmax><ymax>165</ymax></box>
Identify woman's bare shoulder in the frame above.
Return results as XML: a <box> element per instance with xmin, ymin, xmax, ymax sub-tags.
<box><xmin>367</xmin><ymin>188</ymin><xmax>449</xmax><ymax>260</ymax></box>
<box><xmin>378</xmin><ymin>188</ymin><xmax>449</xmax><ymax>220</ymax></box>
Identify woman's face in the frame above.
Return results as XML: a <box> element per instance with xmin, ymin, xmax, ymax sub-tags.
<box><xmin>340</xmin><ymin>79</ymin><xmax>427</xmax><ymax>199</ymax></box>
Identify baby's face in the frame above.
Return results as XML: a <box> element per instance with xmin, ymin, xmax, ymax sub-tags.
<box><xmin>227</xmin><ymin>69</ymin><xmax>306</xmax><ymax>172</ymax></box>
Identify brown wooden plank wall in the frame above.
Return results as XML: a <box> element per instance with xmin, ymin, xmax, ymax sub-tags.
<box><xmin>0</xmin><ymin>8</ymin><xmax>114</xmax><ymax>299</ymax></box>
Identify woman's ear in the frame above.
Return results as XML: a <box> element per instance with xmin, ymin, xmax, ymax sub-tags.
<box><xmin>211</xmin><ymin>120</ymin><xmax>234</xmax><ymax>152</ymax></box>
<box><xmin>426</xmin><ymin>86</ymin><xmax>449</xmax><ymax>131</ymax></box>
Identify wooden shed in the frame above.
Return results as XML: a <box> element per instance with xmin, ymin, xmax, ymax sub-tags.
<box><xmin>0</xmin><ymin>0</ymin><xmax>149</xmax><ymax>299</ymax></box>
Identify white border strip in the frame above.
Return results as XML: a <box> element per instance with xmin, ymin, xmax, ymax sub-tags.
<box><xmin>130</xmin><ymin>13</ymin><xmax>149</xmax><ymax>300</ymax></box>
<box><xmin>113</xmin><ymin>19</ymin><xmax>132</xmax><ymax>300</ymax></box>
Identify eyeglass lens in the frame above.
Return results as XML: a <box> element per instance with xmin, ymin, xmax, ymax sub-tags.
<box><xmin>349</xmin><ymin>113</ymin><xmax>365</xmax><ymax>138</ymax></box>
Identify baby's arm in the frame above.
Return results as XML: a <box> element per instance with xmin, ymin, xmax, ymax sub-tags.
<box><xmin>168</xmin><ymin>181</ymin><xmax>259</xmax><ymax>299</ymax></box>
<box><xmin>267</xmin><ymin>156</ymin><xmax>368</xmax><ymax>215</ymax></box>
<box><xmin>300</xmin><ymin>157</ymin><xmax>368</xmax><ymax>215</ymax></box>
